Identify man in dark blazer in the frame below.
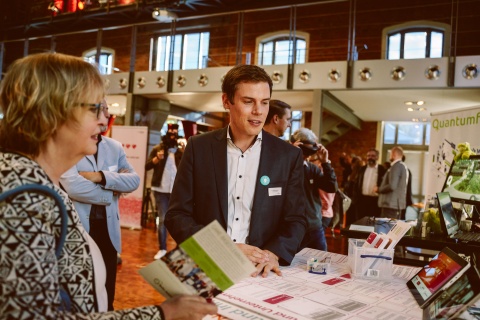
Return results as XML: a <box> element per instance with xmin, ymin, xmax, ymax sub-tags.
<box><xmin>355</xmin><ymin>148</ymin><xmax>386</xmax><ymax>220</ymax></box>
<box><xmin>165</xmin><ymin>64</ymin><xmax>307</xmax><ymax>278</ymax></box>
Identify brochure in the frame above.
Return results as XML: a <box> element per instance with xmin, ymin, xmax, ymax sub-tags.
<box><xmin>139</xmin><ymin>220</ymin><xmax>256</xmax><ymax>299</ymax></box>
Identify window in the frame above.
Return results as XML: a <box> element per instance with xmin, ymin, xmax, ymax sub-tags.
<box><xmin>383</xmin><ymin>122</ymin><xmax>429</xmax><ymax>145</ymax></box>
<box><xmin>282</xmin><ymin>110</ymin><xmax>303</xmax><ymax>141</ymax></box>
<box><xmin>83</xmin><ymin>48</ymin><xmax>114</xmax><ymax>75</ymax></box>
<box><xmin>383</xmin><ymin>21</ymin><xmax>450</xmax><ymax>60</ymax></box>
<box><xmin>256</xmin><ymin>31</ymin><xmax>309</xmax><ymax>65</ymax></box>
<box><xmin>151</xmin><ymin>32</ymin><xmax>210</xmax><ymax>71</ymax></box>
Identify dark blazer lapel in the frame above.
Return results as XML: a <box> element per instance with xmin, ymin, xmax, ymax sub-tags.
<box><xmin>212</xmin><ymin>127</ymin><xmax>229</xmax><ymax>226</ymax></box>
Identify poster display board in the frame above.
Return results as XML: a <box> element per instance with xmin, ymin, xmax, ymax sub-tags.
<box><xmin>111</xmin><ymin>126</ymin><xmax>148</xmax><ymax>229</ymax></box>
<box><xmin>425</xmin><ymin>106</ymin><xmax>480</xmax><ymax>200</ymax></box>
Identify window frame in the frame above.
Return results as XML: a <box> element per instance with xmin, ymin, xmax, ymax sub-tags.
<box><xmin>382</xmin><ymin>21</ymin><xmax>450</xmax><ymax>60</ymax></box>
<box><xmin>255</xmin><ymin>31</ymin><xmax>309</xmax><ymax>65</ymax></box>
<box><xmin>82</xmin><ymin>47</ymin><xmax>115</xmax><ymax>75</ymax></box>
<box><xmin>150</xmin><ymin>31</ymin><xmax>210</xmax><ymax>71</ymax></box>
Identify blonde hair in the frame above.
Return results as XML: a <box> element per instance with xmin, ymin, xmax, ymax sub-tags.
<box><xmin>0</xmin><ymin>52</ymin><xmax>105</xmax><ymax>156</ymax></box>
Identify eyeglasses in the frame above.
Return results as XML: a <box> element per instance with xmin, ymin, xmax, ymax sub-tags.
<box><xmin>79</xmin><ymin>102</ymin><xmax>109</xmax><ymax>119</ymax></box>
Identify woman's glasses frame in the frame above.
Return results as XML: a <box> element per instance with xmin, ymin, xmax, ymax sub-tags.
<box><xmin>79</xmin><ymin>102</ymin><xmax>109</xmax><ymax>119</ymax></box>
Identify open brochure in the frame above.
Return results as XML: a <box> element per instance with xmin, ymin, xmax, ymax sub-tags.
<box><xmin>138</xmin><ymin>220</ymin><xmax>256</xmax><ymax>299</ymax></box>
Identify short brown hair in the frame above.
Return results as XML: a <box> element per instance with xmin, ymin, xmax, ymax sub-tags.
<box><xmin>221</xmin><ymin>64</ymin><xmax>273</xmax><ymax>104</ymax></box>
<box><xmin>265</xmin><ymin>99</ymin><xmax>292</xmax><ymax>124</ymax></box>
<box><xmin>0</xmin><ymin>53</ymin><xmax>105</xmax><ymax>156</ymax></box>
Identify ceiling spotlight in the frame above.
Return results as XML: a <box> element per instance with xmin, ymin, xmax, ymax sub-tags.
<box><xmin>328</xmin><ymin>69</ymin><xmax>341</xmax><ymax>82</ymax></box>
<box><xmin>462</xmin><ymin>64</ymin><xmax>478</xmax><ymax>80</ymax></box>
<box><xmin>359</xmin><ymin>67</ymin><xmax>372</xmax><ymax>81</ymax></box>
<box><xmin>198</xmin><ymin>74</ymin><xmax>208</xmax><ymax>87</ymax></box>
<box><xmin>404</xmin><ymin>101</ymin><xmax>414</xmax><ymax>106</ymax></box>
<box><xmin>425</xmin><ymin>65</ymin><xmax>441</xmax><ymax>80</ymax></box>
<box><xmin>152</xmin><ymin>8</ymin><xmax>178</xmax><ymax>22</ymax></box>
<box><xmin>407</xmin><ymin>107</ymin><xmax>414</xmax><ymax>112</ymax></box>
<box><xmin>418</xmin><ymin>107</ymin><xmax>427</xmax><ymax>111</ymax></box>
<box><xmin>391</xmin><ymin>66</ymin><xmax>406</xmax><ymax>81</ymax></box>
<box><xmin>416</xmin><ymin>101</ymin><xmax>425</xmax><ymax>106</ymax></box>
<box><xmin>299</xmin><ymin>69</ymin><xmax>310</xmax><ymax>83</ymax></box>
<box><xmin>271</xmin><ymin>71</ymin><xmax>283</xmax><ymax>84</ymax></box>
<box><xmin>48</xmin><ymin>2</ymin><xmax>61</xmax><ymax>13</ymax></box>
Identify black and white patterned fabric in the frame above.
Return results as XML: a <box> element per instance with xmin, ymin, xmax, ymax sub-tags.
<box><xmin>0</xmin><ymin>151</ymin><xmax>163</xmax><ymax>319</ymax></box>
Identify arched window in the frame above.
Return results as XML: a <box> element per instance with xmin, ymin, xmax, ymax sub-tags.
<box><xmin>83</xmin><ymin>47</ymin><xmax>115</xmax><ymax>74</ymax></box>
<box><xmin>256</xmin><ymin>31</ymin><xmax>309</xmax><ymax>65</ymax></box>
<box><xmin>382</xmin><ymin>21</ymin><xmax>450</xmax><ymax>60</ymax></box>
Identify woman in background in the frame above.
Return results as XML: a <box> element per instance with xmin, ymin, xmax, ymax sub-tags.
<box><xmin>0</xmin><ymin>52</ymin><xmax>216</xmax><ymax>319</ymax></box>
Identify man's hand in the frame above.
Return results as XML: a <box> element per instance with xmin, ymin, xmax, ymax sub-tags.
<box><xmin>252</xmin><ymin>250</ymin><xmax>282</xmax><ymax>278</ymax></box>
<box><xmin>78</xmin><ymin>171</ymin><xmax>102</xmax><ymax>183</ymax></box>
<box><xmin>236</xmin><ymin>244</ymin><xmax>269</xmax><ymax>265</ymax></box>
<box><xmin>317</xmin><ymin>144</ymin><xmax>329</xmax><ymax>163</ymax></box>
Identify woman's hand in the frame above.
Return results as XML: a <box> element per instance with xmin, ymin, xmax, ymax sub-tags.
<box><xmin>160</xmin><ymin>295</ymin><xmax>217</xmax><ymax>320</ymax></box>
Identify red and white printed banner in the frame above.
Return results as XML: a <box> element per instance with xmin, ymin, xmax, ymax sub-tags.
<box><xmin>112</xmin><ymin>126</ymin><xmax>148</xmax><ymax>229</ymax></box>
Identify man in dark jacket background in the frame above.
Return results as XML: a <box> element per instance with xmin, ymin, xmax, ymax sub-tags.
<box><xmin>355</xmin><ymin>148</ymin><xmax>386</xmax><ymax>220</ymax></box>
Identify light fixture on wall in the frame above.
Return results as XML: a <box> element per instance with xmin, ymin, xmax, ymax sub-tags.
<box><xmin>137</xmin><ymin>77</ymin><xmax>146</xmax><ymax>88</ymax></box>
<box><xmin>327</xmin><ymin>69</ymin><xmax>341</xmax><ymax>82</ymax></box>
<box><xmin>48</xmin><ymin>2</ymin><xmax>61</xmax><ymax>13</ymax></box>
<box><xmin>152</xmin><ymin>8</ymin><xmax>178</xmax><ymax>22</ymax></box>
<box><xmin>176</xmin><ymin>75</ymin><xmax>186</xmax><ymax>87</ymax></box>
<box><xmin>119</xmin><ymin>78</ymin><xmax>128</xmax><ymax>89</ymax></box>
<box><xmin>198</xmin><ymin>74</ymin><xmax>209</xmax><ymax>87</ymax></box>
<box><xmin>391</xmin><ymin>66</ymin><xmax>406</xmax><ymax>81</ymax></box>
<box><xmin>298</xmin><ymin>69</ymin><xmax>310</xmax><ymax>83</ymax></box>
<box><xmin>462</xmin><ymin>64</ymin><xmax>478</xmax><ymax>80</ymax></box>
<box><xmin>271</xmin><ymin>71</ymin><xmax>283</xmax><ymax>84</ymax></box>
<box><xmin>104</xmin><ymin>78</ymin><xmax>111</xmax><ymax>90</ymax></box>
<box><xmin>425</xmin><ymin>65</ymin><xmax>441</xmax><ymax>80</ymax></box>
<box><xmin>359</xmin><ymin>67</ymin><xmax>372</xmax><ymax>81</ymax></box>
<box><xmin>156</xmin><ymin>76</ymin><xmax>165</xmax><ymax>88</ymax></box>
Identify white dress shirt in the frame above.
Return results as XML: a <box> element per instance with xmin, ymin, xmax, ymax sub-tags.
<box><xmin>362</xmin><ymin>165</ymin><xmax>378</xmax><ymax>196</ymax></box>
<box><xmin>226</xmin><ymin>129</ymin><xmax>262</xmax><ymax>244</ymax></box>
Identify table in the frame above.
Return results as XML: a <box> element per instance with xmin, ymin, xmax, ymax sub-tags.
<box><xmin>340</xmin><ymin>217</ymin><xmax>480</xmax><ymax>267</ymax></box>
<box><xmin>214</xmin><ymin>249</ymin><xmax>424</xmax><ymax>320</ymax></box>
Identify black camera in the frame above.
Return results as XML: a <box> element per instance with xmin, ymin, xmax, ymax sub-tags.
<box><xmin>162</xmin><ymin>133</ymin><xmax>178</xmax><ymax>149</ymax></box>
<box><xmin>290</xmin><ymin>136</ymin><xmax>319</xmax><ymax>156</ymax></box>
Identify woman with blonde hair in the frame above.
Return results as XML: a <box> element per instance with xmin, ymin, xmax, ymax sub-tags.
<box><xmin>0</xmin><ymin>52</ymin><xmax>216</xmax><ymax>319</ymax></box>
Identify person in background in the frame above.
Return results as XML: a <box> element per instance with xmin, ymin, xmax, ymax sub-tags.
<box><xmin>378</xmin><ymin>146</ymin><xmax>409</xmax><ymax>219</ymax></box>
<box><xmin>344</xmin><ymin>155</ymin><xmax>364</xmax><ymax>226</ymax></box>
<box><xmin>291</xmin><ymin>128</ymin><xmax>337</xmax><ymax>252</ymax></box>
<box><xmin>166</xmin><ymin>64</ymin><xmax>307</xmax><ymax>277</ymax></box>
<box><xmin>145</xmin><ymin>123</ymin><xmax>183</xmax><ymax>260</ymax></box>
<box><xmin>354</xmin><ymin>148</ymin><xmax>386</xmax><ymax>220</ymax></box>
<box><xmin>0</xmin><ymin>52</ymin><xmax>216</xmax><ymax>319</ymax></box>
<box><xmin>60</xmin><ymin>101</ymin><xmax>139</xmax><ymax>310</ymax></box>
<box><xmin>263</xmin><ymin>99</ymin><xmax>292</xmax><ymax>138</ymax></box>
<box><xmin>309</xmin><ymin>154</ymin><xmax>337</xmax><ymax>235</ymax></box>
<box><xmin>339</xmin><ymin>152</ymin><xmax>353</xmax><ymax>189</ymax></box>
<box><xmin>401</xmin><ymin>154</ymin><xmax>414</xmax><ymax>219</ymax></box>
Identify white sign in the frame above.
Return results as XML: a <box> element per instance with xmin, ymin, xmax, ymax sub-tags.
<box><xmin>112</xmin><ymin>126</ymin><xmax>148</xmax><ymax>229</ymax></box>
<box><xmin>426</xmin><ymin>105</ymin><xmax>480</xmax><ymax>198</ymax></box>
